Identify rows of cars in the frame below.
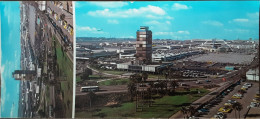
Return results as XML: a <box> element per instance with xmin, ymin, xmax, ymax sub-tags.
<box><xmin>47</xmin><ymin>9</ymin><xmax>73</xmax><ymax>51</ymax></box>
<box><xmin>210</xmin><ymin>82</ymin><xmax>242</xmax><ymax>119</ymax></box>
<box><xmin>248</xmin><ymin>92</ymin><xmax>260</xmax><ymax>108</ymax></box>
<box><xmin>231</xmin><ymin>83</ymin><xmax>251</xmax><ymax>99</ymax></box>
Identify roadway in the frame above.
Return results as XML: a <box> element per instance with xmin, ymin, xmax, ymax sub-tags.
<box><xmin>202</xmin><ymin>82</ymin><xmax>259</xmax><ymax>118</ymax></box>
<box><xmin>28</xmin><ymin>2</ymin><xmax>73</xmax><ymax>63</ymax></box>
<box><xmin>76</xmin><ymin>85</ymin><xmax>128</xmax><ymax>96</ymax></box>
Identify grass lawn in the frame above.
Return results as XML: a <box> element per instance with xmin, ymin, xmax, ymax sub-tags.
<box><xmin>89</xmin><ymin>75</ymin><xmax>110</xmax><ymax>80</ymax></box>
<box><xmin>76</xmin><ymin>76</ymin><xmax>81</xmax><ymax>83</ymax></box>
<box><xmin>89</xmin><ymin>65</ymin><xmax>128</xmax><ymax>75</ymax></box>
<box><xmin>98</xmin><ymin>78</ymin><xmax>129</xmax><ymax>86</ymax></box>
<box><xmin>75</xmin><ymin>88</ymin><xmax>209</xmax><ymax>118</ymax></box>
<box><xmin>53</xmin><ymin>36</ymin><xmax>73</xmax><ymax>117</ymax></box>
<box><xmin>103</xmin><ymin>70</ymin><xmax>127</xmax><ymax>75</ymax></box>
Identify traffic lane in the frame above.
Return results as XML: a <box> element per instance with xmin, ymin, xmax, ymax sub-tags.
<box><xmin>76</xmin><ymin>85</ymin><xmax>128</xmax><ymax>95</ymax></box>
<box><xmin>203</xmin><ymin>82</ymin><xmax>258</xmax><ymax>118</ymax></box>
<box><xmin>203</xmin><ymin>81</ymin><xmax>243</xmax><ymax>118</ymax></box>
<box><xmin>44</xmin><ymin>15</ymin><xmax>73</xmax><ymax>62</ymax></box>
<box><xmin>34</xmin><ymin>4</ymin><xmax>73</xmax><ymax>63</ymax></box>
<box><xmin>46</xmin><ymin>2</ymin><xmax>73</xmax><ymax>43</ymax></box>
<box><xmin>226</xmin><ymin>82</ymin><xmax>259</xmax><ymax>118</ymax></box>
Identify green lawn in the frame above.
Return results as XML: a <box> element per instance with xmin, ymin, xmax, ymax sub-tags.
<box><xmin>76</xmin><ymin>76</ymin><xmax>81</xmax><ymax>83</ymax></box>
<box><xmin>53</xmin><ymin>36</ymin><xmax>73</xmax><ymax>117</ymax></box>
<box><xmin>75</xmin><ymin>88</ymin><xmax>209</xmax><ymax>118</ymax></box>
<box><xmin>89</xmin><ymin>75</ymin><xmax>110</xmax><ymax>80</ymax></box>
<box><xmin>103</xmin><ymin>70</ymin><xmax>127</xmax><ymax>75</ymax></box>
<box><xmin>98</xmin><ymin>78</ymin><xmax>129</xmax><ymax>86</ymax></box>
<box><xmin>89</xmin><ymin>65</ymin><xmax>128</xmax><ymax>75</ymax></box>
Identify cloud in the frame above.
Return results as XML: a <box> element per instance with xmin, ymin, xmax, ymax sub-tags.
<box><xmin>229</xmin><ymin>13</ymin><xmax>259</xmax><ymax>27</ymax></box>
<box><xmin>107</xmin><ymin>19</ymin><xmax>119</xmax><ymax>24</ymax></box>
<box><xmin>177</xmin><ymin>30</ymin><xmax>190</xmax><ymax>35</ymax></box>
<box><xmin>235</xmin><ymin>29</ymin><xmax>249</xmax><ymax>33</ymax></box>
<box><xmin>247</xmin><ymin>12</ymin><xmax>259</xmax><ymax>19</ymax></box>
<box><xmin>172</xmin><ymin>3</ymin><xmax>192</xmax><ymax>10</ymax></box>
<box><xmin>1</xmin><ymin>65</ymin><xmax>6</xmax><ymax>112</ymax></box>
<box><xmin>154</xmin><ymin>30</ymin><xmax>190</xmax><ymax>35</ymax></box>
<box><xmin>77</xmin><ymin>26</ymin><xmax>98</xmax><ymax>31</ymax></box>
<box><xmin>89</xmin><ymin>2</ymin><xmax>128</xmax><ymax>8</ymax></box>
<box><xmin>77</xmin><ymin>26</ymin><xmax>108</xmax><ymax>34</ymax></box>
<box><xmin>224</xmin><ymin>29</ymin><xmax>233</xmax><ymax>32</ymax></box>
<box><xmin>165</xmin><ymin>16</ymin><xmax>174</xmax><ymax>20</ymax></box>
<box><xmin>144</xmin><ymin>20</ymin><xmax>161</xmax><ymax>25</ymax></box>
<box><xmin>88</xmin><ymin>5</ymin><xmax>166</xmax><ymax>18</ymax></box>
<box><xmin>233</xmin><ymin>18</ymin><xmax>249</xmax><ymax>22</ymax></box>
<box><xmin>10</xmin><ymin>103</ymin><xmax>15</xmax><ymax>117</ymax></box>
<box><xmin>154</xmin><ymin>31</ymin><xmax>190</xmax><ymax>39</ymax></box>
<box><xmin>144</xmin><ymin>20</ymin><xmax>173</xmax><ymax>31</ymax></box>
<box><xmin>224</xmin><ymin>28</ymin><xmax>250</xmax><ymax>33</ymax></box>
<box><xmin>202</xmin><ymin>20</ymin><xmax>223</xmax><ymax>27</ymax></box>
<box><xmin>155</xmin><ymin>32</ymin><xmax>174</xmax><ymax>35</ymax></box>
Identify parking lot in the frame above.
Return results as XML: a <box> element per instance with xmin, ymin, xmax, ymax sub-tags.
<box><xmin>200</xmin><ymin>81</ymin><xmax>259</xmax><ymax>118</ymax></box>
<box><xmin>189</xmin><ymin>53</ymin><xmax>255</xmax><ymax>64</ymax></box>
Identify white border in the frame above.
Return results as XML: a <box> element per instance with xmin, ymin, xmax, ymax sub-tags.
<box><xmin>72</xmin><ymin>1</ymin><xmax>76</xmax><ymax>118</ymax></box>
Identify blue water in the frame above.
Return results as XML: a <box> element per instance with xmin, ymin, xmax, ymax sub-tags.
<box><xmin>0</xmin><ymin>2</ymin><xmax>21</xmax><ymax>118</ymax></box>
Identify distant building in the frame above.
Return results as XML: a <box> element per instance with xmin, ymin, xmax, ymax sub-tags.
<box><xmin>12</xmin><ymin>70</ymin><xmax>36</xmax><ymax>80</ymax></box>
<box><xmin>136</xmin><ymin>26</ymin><xmax>152</xmax><ymax>64</ymax></box>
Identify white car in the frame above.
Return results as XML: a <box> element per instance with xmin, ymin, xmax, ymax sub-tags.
<box><xmin>248</xmin><ymin>102</ymin><xmax>259</xmax><ymax>108</ymax></box>
<box><xmin>214</xmin><ymin>112</ymin><xmax>225</xmax><ymax>119</ymax></box>
<box><xmin>234</xmin><ymin>93</ymin><xmax>242</xmax><ymax>97</ymax></box>
<box><xmin>227</xmin><ymin>100</ymin><xmax>237</xmax><ymax>104</ymax></box>
<box><xmin>244</xmin><ymin>83</ymin><xmax>252</xmax><ymax>87</ymax></box>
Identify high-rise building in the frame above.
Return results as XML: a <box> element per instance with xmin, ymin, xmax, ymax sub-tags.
<box><xmin>136</xmin><ymin>26</ymin><xmax>152</xmax><ymax>64</ymax></box>
<box><xmin>12</xmin><ymin>70</ymin><xmax>36</xmax><ymax>80</ymax></box>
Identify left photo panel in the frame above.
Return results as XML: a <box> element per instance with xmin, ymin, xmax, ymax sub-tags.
<box><xmin>0</xmin><ymin>1</ymin><xmax>74</xmax><ymax>118</ymax></box>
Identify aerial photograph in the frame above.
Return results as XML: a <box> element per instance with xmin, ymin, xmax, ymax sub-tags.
<box><xmin>75</xmin><ymin>1</ymin><xmax>259</xmax><ymax>118</ymax></box>
<box><xmin>1</xmin><ymin>1</ymin><xmax>74</xmax><ymax>118</ymax></box>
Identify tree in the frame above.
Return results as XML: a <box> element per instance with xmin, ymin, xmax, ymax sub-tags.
<box><xmin>81</xmin><ymin>68</ymin><xmax>92</xmax><ymax>80</ymax></box>
<box><xmin>88</xmin><ymin>91</ymin><xmax>96</xmax><ymax>108</ymax></box>
<box><xmin>97</xmin><ymin>71</ymin><xmax>103</xmax><ymax>78</ymax></box>
<box><xmin>163</xmin><ymin>69</ymin><xmax>169</xmax><ymax>80</ymax></box>
<box><xmin>60</xmin><ymin>14</ymin><xmax>66</xmax><ymax>21</ymax></box>
<box><xmin>141</xmin><ymin>72</ymin><xmax>148</xmax><ymax>82</ymax></box>
<box><xmin>169</xmin><ymin>80</ymin><xmax>178</xmax><ymax>94</ymax></box>
<box><xmin>127</xmin><ymin>82</ymin><xmax>136</xmax><ymax>101</ymax></box>
<box><xmin>188</xmin><ymin>106</ymin><xmax>196</xmax><ymax>117</ymax></box>
<box><xmin>158</xmin><ymin>80</ymin><xmax>167</xmax><ymax>95</ymax></box>
<box><xmin>130</xmin><ymin>73</ymin><xmax>142</xmax><ymax>83</ymax></box>
<box><xmin>180</xmin><ymin>106</ymin><xmax>187</xmax><ymax>119</ymax></box>
<box><xmin>232</xmin><ymin>102</ymin><xmax>243</xmax><ymax>119</ymax></box>
<box><xmin>38</xmin><ymin>109</ymin><xmax>45</xmax><ymax>117</ymax></box>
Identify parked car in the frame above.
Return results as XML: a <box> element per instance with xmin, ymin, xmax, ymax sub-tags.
<box><xmin>213</xmin><ymin>112</ymin><xmax>225</xmax><ymax>119</ymax></box>
<box><xmin>253</xmin><ymin>98</ymin><xmax>260</xmax><ymax>103</ymax></box>
<box><xmin>218</xmin><ymin>106</ymin><xmax>232</xmax><ymax>113</ymax></box>
<box><xmin>248</xmin><ymin>102</ymin><xmax>259</xmax><ymax>108</ymax></box>
<box><xmin>198</xmin><ymin>108</ymin><xmax>209</xmax><ymax>112</ymax></box>
<box><xmin>244</xmin><ymin>83</ymin><xmax>252</xmax><ymax>87</ymax></box>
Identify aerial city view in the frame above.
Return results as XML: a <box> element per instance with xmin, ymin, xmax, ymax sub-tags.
<box><xmin>1</xmin><ymin>1</ymin><xmax>74</xmax><ymax>118</ymax></box>
<box><xmin>75</xmin><ymin>1</ymin><xmax>259</xmax><ymax>118</ymax></box>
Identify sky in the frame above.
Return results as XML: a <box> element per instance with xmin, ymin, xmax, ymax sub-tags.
<box><xmin>75</xmin><ymin>1</ymin><xmax>259</xmax><ymax>40</ymax></box>
<box><xmin>0</xmin><ymin>2</ymin><xmax>21</xmax><ymax>118</ymax></box>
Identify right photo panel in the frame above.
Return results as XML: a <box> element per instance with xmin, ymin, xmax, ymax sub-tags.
<box><xmin>75</xmin><ymin>1</ymin><xmax>259</xmax><ymax>118</ymax></box>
